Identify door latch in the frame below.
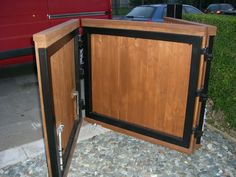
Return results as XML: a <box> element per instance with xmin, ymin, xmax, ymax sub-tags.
<box><xmin>57</xmin><ymin>124</ymin><xmax>64</xmax><ymax>171</ymax></box>
<box><xmin>72</xmin><ymin>91</ymin><xmax>79</xmax><ymax>117</ymax></box>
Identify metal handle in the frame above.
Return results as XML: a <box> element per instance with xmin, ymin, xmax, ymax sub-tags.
<box><xmin>72</xmin><ymin>91</ymin><xmax>79</xmax><ymax>117</ymax></box>
<box><xmin>57</xmin><ymin>124</ymin><xmax>64</xmax><ymax>171</ymax></box>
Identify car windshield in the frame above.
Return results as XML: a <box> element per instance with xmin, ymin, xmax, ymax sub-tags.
<box><xmin>126</xmin><ymin>6</ymin><xmax>155</xmax><ymax>18</ymax></box>
<box><xmin>208</xmin><ymin>5</ymin><xmax>218</xmax><ymax>11</ymax></box>
<box><xmin>220</xmin><ymin>4</ymin><xmax>234</xmax><ymax>10</ymax></box>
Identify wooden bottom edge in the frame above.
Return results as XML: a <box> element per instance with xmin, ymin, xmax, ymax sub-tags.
<box><xmin>85</xmin><ymin>117</ymin><xmax>196</xmax><ymax>155</ymax></box>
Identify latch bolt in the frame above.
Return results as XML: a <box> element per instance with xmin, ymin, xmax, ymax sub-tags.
<box><xmin>72</xmin><ymin>91</ymin><xmax>79</xmax><ymax>117</ymax></box>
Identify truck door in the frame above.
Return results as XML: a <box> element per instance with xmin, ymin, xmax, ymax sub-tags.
<box><xmin>0</xmin><ymin>0</ymin><xmax>48</xmax><ymax>66</ymax></box>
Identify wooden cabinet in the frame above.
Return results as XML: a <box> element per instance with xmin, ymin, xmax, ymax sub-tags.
<box><xmin>33</xmin><ymin>18</ymin><xmax>216</xmax><ymax>177</ymax></box>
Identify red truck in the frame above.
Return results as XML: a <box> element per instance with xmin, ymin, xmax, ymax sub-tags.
<box><xmin>0</xmin><ymin>0</ymin><xmax>112</xmax><ymax>67</ymax></box>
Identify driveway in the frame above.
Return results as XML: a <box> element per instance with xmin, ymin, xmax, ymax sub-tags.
<box><xmin>0</xmin><ymin>64</ymin><xmax>42</xmax><ymax>151</ymax></box>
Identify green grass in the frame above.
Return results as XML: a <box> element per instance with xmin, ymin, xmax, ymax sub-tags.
<box><xmin>184</xmin><ymin>14</ymin><xmax>236</xmax><ymax>128</ymax></box>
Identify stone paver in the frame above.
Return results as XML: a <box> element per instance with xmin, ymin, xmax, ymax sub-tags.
<box><xmin>0</xmin><ymin>126</ymin><xmax>235</xmax><ymax>177</ymax></box>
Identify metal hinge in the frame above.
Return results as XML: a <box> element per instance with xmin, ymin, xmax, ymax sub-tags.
<box><xmin>201</xmin><ymin>47</ymin><xmax>213</xmax><ymax>61</ymax></box>
<box><xmin>192</xmin><ymin>126</ymin><xmax>203</xmax><ymax>138</ymax></box>
<box><xmin>196</xmin><ymin>89</ymin><xmax>208</xmax><ymax>102</ymax></box>
<box><xmin>79</xmin><ymin>35</ymin><xmax>84</xmax><ymax>80</ymax></box>
<box><xmin>79</xmin><ymin>39</ymin><xmax>83</xmax><ymax>49</ymax></box>
<box><xmin>79</xmin><ymin>64</ymin><xmax>84</xmax><ymax>79</ymax></box>
<box><xmin>57</xmin><ymin>124</ymin><xmax>64</xmax><ymax>171</ymax></box>
<box><xmin>78</xmin><ymin>34</ymin><xmax>83</xmax><ymax>49</ymax></box>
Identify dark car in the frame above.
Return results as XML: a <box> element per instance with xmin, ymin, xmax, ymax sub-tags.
<box><xmin>205</xmin><ymin>3</ymin><xmax>235</xmax><ymax>15</ymax></box>
<box><xmin>123</xmin><ymin>4</ymin><xmax>203</xmax><ymax>22</ymax></box>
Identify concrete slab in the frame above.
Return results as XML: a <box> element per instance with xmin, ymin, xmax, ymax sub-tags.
<box><xmin>77</xmin><ymin>123</ymin><xmax>110</xmax><ymax>142</ymax></box>
<box><xmin>0</xmin><ymin>73</ymin><xmax>42</xmax><ymax>151</ymax></box>
<box><xmin>0</xmin><ymin>120</ymin><xmax>42</xmax><ymax>151</ymax></box>
<box><xmin>0</xmin><ymin>147</ymin><xmax>27</xmax><ymax>169</ymax></box>
<box><xmin>21</xmin><ymin>139</ymin><xmax>45</xmax><ymax>158</ymax></box>
<box><xmin>0</xmin><ymin>123</ymin><xmax>109</xmax><ymax>169</ymax></box>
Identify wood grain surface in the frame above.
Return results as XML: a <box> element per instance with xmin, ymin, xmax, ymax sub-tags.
<box><xmin>164</xmin><ymin>17</ymin><xmax>217</xmax><ymax>36</ymax></box>
<box><xmin>50</xmin><ymin>39</ymin><xmax>77</xmax><ymax>151</ymax></box>
<box><xmin>33</xmin><ymin>19</ymin><xmax>79</xmax><ymax>48</ymax></box>
<box><xmin>91</xmin><ymin>34</ymin><xmax>192</xmax><ymax>138</ymax></box>
<box><xmin>82</xmin><ymin>18</ymin><xmax>214</xmax><ymax>37</ymax></box>
<box><xmin>33</xmin><ymin>19</ymin><xmax>79</xmax><ymax>177</ymax></box>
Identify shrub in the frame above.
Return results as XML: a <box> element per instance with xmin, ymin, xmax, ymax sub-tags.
<box><xmin>183</xmin><ymin>14</ymin><xmax>236</xmax><ymax>128</ymax></box>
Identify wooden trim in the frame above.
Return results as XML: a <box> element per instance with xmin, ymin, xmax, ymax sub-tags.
<box><xmin>164</xmin><ymin>17</ymin><xmax>217</xmax><ymax>36</ymax></box>
<box><xmin>33</xmin><ymin>19</ymin><xmax>79</xmax><ymax>48</ymax></box>
<box><xmin>85</xmin><ymin>118</ymin><xmax>194</xmax><ymax>154</ymax></box>
<box><xmin>34</xmin><ymin>44</ymin><xmax>53</xmax><ymax>177</ymax></box>
<box><xmin>82</xmin><ymin>18</ymin><xmax>212</xmax><ymax>36</ymax></box>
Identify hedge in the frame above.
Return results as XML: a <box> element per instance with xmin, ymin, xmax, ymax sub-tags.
<box><xmin>183</xmin><ymin>14</ymin><xmax>236</xmax><ymax>128</ymax></box>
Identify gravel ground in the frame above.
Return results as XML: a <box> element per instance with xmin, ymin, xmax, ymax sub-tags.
<box><xmin>0</xmin><ymin>126</ymin><xmax>235</xmax><ymax>177</ymax></box>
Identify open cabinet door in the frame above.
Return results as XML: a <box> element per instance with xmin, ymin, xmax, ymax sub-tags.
<box><xmin>33</xmin><ymin>20</ymin><xmax>82</xmax><ymax>177</ymax></box>
<box><xmin>33</xmin><ymin>18</ymin><xmax>216</xmax><ymax>176</ymax></box>
<box><xmin>82</xmin><ymin>19</ymin><xmax>216</xmax><ymax>154</ymax></box>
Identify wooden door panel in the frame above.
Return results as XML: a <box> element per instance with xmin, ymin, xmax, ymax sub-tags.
<box><xmin>91</xmin><ymin>34</ymin><xmax>120</xmax><ymax>118</ymax></box>
<box><xmin>33</xmin><ymin>20</ymin><xmax>82</xmax><ymax>177</ymax></box>
<box><xmin>82</xmin><ymin>20</ymin><xmax>213</xmax><ymax>151</ymax></box>
<box><xmin>91</xmin><ymin>34</ymin><xmax>192</xmax><ymax>138</ymax></box>
<box><xmin>50</xmin><ymin>39</ymin><xmax>77</xmax><ymax>151</ymax></box>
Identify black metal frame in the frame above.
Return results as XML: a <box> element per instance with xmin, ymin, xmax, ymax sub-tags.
<box><xmin>0</xmin><ymin>47</ymin><xmax>34</xmax><ymax>60</ymax></box>
<box><xmin>38</xmin><ymin>29</ymin><xmax>81</xmax><ymax>177</ymax></box>
<box><xmin>83</xmin><ymin>27</ymin><xmax>203</xmax><ymax>148</ymax></box>
<box><xmin>167</xmin><ymin>4</ymin><xmax>182</xmax><ymax>19</ymax></box>
<box><xmin>196</xmin><ymin>36</ymin><xmax>214</xmax><ymax>144</ymax></box>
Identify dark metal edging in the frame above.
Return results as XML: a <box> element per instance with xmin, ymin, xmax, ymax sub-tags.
<box><xmin>39</xmin><ymin>29</ymin><xmax>80</xmax><ymax>177</ymax></box>
<box><xmin>196</xmin><ymin>36</ymin><xmax>215</xmax><ymax>144</ymax></box>
<box><xmin>74</xmin><ymin>34</ymin><xmax>83</xmax><ymax>120</ymax></box>
<box><xmin>39</xmin><ymin>48</ymin><xmax>61</xmax><ymax>177</ymax></box>
<box><xmin>83</xmin><ymin>27</ymin><xmax>203</xmax><ymax>148</ymax></box>
<box><xmin>182</xmin><ymin>33</ymin><xmax>203</xmax><ymax>147</ymax></box>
